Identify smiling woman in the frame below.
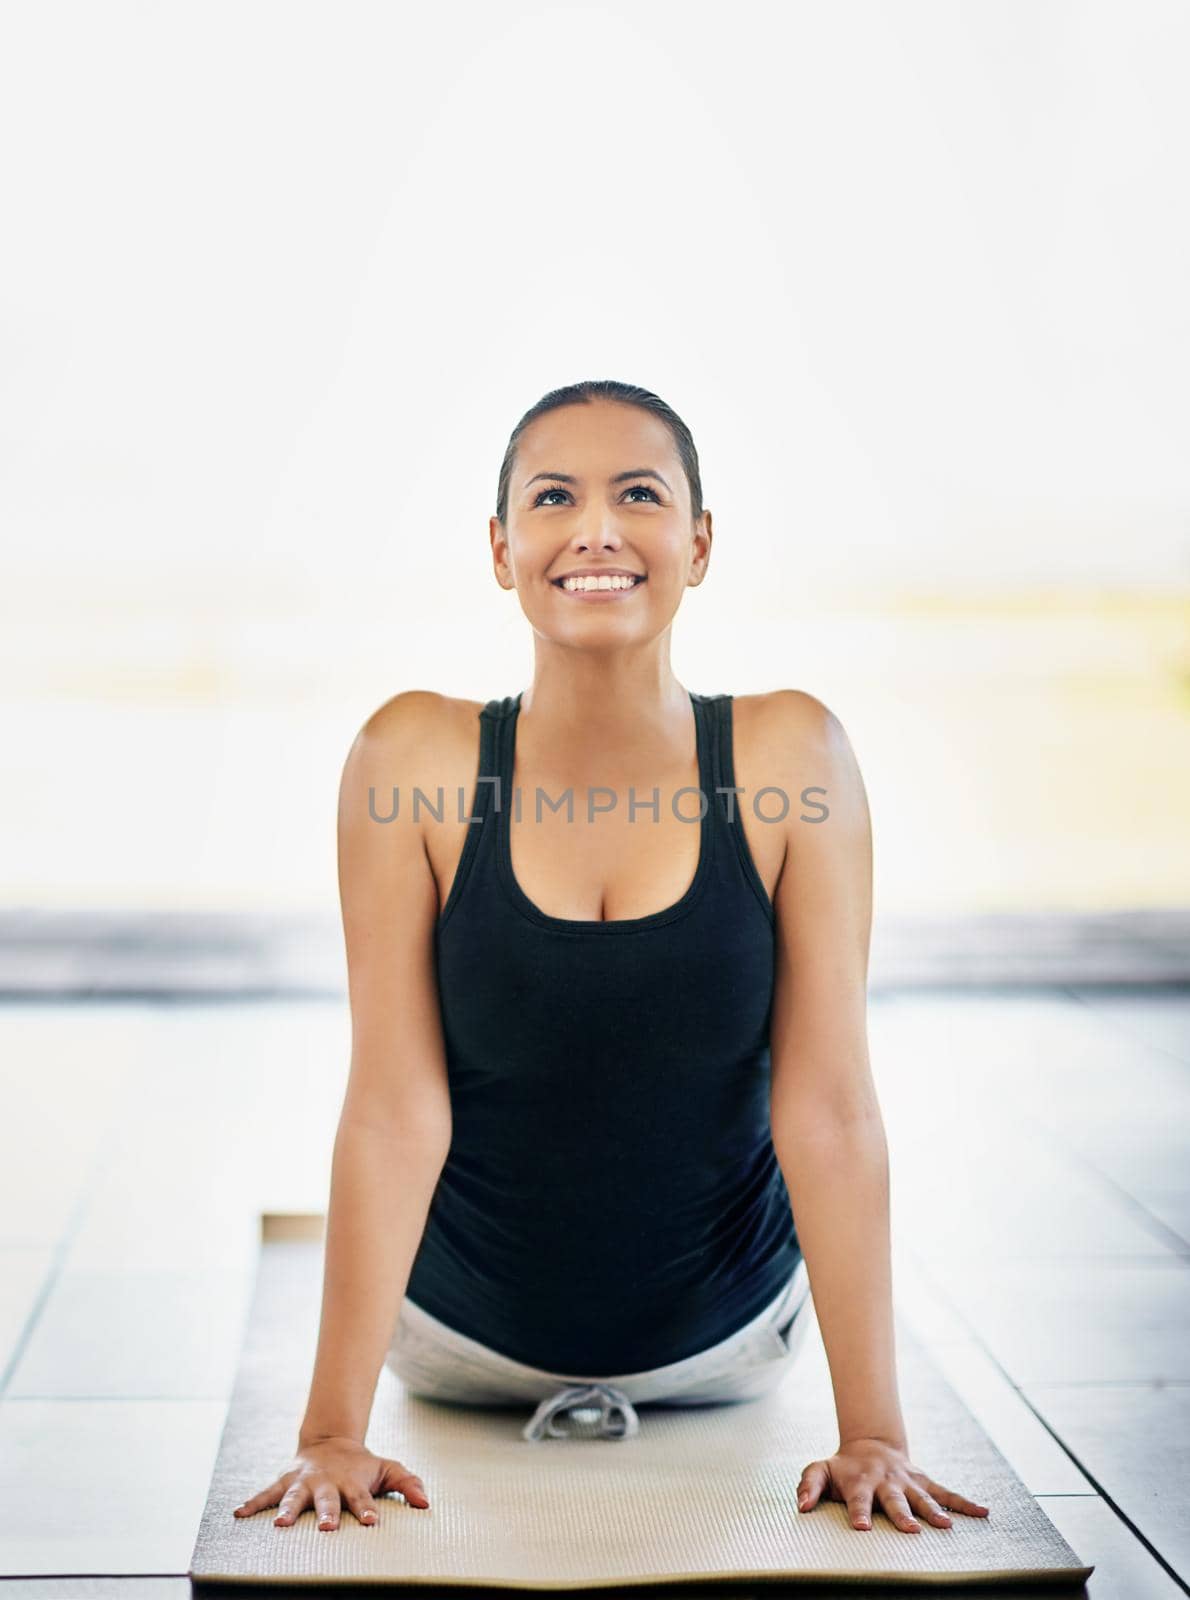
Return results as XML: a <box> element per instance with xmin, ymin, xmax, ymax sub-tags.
<box><xmin>233</xmin><ymin>378</ymin><xmax>989</xmax><ymax>1541</ymax></box>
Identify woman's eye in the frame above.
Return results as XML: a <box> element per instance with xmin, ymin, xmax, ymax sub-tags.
<box><xmin>532</xmin><ymin>484</ymin><xmax>659</xmax><ymax>507</ymax></box>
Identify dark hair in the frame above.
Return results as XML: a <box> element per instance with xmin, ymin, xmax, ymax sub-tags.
<box><xmin>494</xmin><ymin>379</ymin><xmax>704</xmax><ymax>527</ymax></box>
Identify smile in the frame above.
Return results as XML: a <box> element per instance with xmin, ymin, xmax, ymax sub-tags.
<box><xmin>551</xmin><ymin>575</ymin><xmax>646</xmax><ymax>596</ymax></box>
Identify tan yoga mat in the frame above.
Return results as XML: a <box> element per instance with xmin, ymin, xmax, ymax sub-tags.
<box><xmin>190</xmin><ymin>1215</ymin><xmax>1093</xmax><ymax>1589</ymax></box>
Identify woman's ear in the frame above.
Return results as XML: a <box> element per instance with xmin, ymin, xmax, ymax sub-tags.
<box><xmin>490</xmin><ymin>516</ymin><xmax>515</xmax><ymax>589</ymax></box>
<box><xmin>688</xmin><ymin>511</ymin><xmax>713</xmax><ymax>585</ymax></box>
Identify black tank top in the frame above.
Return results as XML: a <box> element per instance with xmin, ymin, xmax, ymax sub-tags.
<box><xmin>405</xmin><ymin>689</ymin><xmax>802</xmax><ymax>1374</ymax></box>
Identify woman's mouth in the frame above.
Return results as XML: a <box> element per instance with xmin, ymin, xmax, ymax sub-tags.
<box><xmin>551</xmin><ymin>574</ymin><xmax>646</xmax><ymax>598</ymax></box>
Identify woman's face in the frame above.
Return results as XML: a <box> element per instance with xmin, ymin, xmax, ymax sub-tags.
<box><xmin>491</xmin><ymin>399</ymin><xmax>712</xmax><ymax>645</ymax></box>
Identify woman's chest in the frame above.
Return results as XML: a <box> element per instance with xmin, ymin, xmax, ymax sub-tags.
<box><xmin>436</xmin><ymin>899</ymin><xmax>775</xmax><ymax>1087</ymax></box>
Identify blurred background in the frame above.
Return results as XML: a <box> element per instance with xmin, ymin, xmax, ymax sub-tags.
<box><xmin>1</xmin><ymin>0</ymin><xmax>1187</xmax><ymax>956</ymax></box>
<box><xmin>1</xmin><ymin>2</ymin><xmax>1188</xmax><ymax>1592</ymax></box>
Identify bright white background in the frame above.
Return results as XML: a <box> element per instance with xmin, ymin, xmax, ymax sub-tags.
<box><xmin>2</xmin><ymin>0</ymin><xmax>1188</xmax><ymax>913</ymax></box>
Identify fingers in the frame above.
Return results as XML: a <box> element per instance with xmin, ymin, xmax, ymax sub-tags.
<box><xmin>905</xmin><ymin>1483</ymin><xmax>952</xmax><ymax>1528</ymax></box>
<box><xmin>846</xmin><ymin>1488</ymin><xmax>874</xmax><ymax>1531</ymax></box>
<box><xmin>235</xmin><ymin>1464</ymin><xmax>428</xmax><ymax>1530</ymax></box>
<box><xmin>793</xmin><ymin>1460</ymin><xmax>987</xmax><ymax>1534</ymax></box>
<box><xmin>274</xmin><ymin>1481</ymin><xmax>311</xmax><ymax>1528</ymax></box>
<box><xmin>314</xmin><ymin>1486</ymin><xmax>345</xmax><ymax>1531</ymax></box>
<box><xmin>266</xmin><ymin>1481</ymin><xmax>375</xmax><ymax>1531</ymax></box>
<box><xmin>233</xmin><ymin>1479</ymin><xmax>288</xmax><ymax>1518</ymax></box>
<box><xmin>796</xmin><ymin>1460</ymin><xmax>829</xmax><ymax>1512</ymax></box>
<box><xmin>377</xmin><ymin>1457</ymin><xmax>430</xmax><ymax>1508</ymax></box>
<box><xmin>875</xmin><ymin>1483</ymin><xmax>920</xmax><ymax>1534</ymax></box>
<box><xmin>344</xmin><ymin>1491</ymin><xmax>379</xmax><ymax>1526</ymax></box>
<box><xmin>927</xmin><ymin>1479</ymin><xmax>990</xmax><ymax>1518</ymax></box>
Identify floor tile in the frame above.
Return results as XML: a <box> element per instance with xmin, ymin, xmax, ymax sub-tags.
<box><xmin>61</xmin><ymin>1154</ymin><xmax>262</xmax><ymax>1275</ymax></box>
<box><xmin>892</xmin><ymin>1247</ymin><xmax>977</xmax><ymax>1345</ymax></box>
<box><xmin>1026</xmin><ymin>1382</ymin><xmax>1190</xmax><ymax>1585</ymax></box>
<box><xmin>928</xmin><ymin>1259</ymin><xmax>1190</xmax><ymax>1385</ymax></box>
<box><xmin>61</xmin><ymin>1001</ymin><xmax>345</xmax><ymax>1270</ymax></box>
<box><xmin>876</xmin><ymin>992</ymin><xmax>1190</xmax><ymax>1255</ymax></box>
<box><xmin>7</xmin><ymin>1270</ymin><xmax>254</xmax><ymax>1399</ymax></box>
<box><xmin>0</xmin><ymin>1399</ymin><xmax>227</xmax><ymax>1576</ymax></box>
<box><xmin>1033</xmin><ymin>1121</ymin><xmax>1190</xmax><ymax>1253</ymax></box>
<box><xmin>0</xmin><ymin>1006</ymin><xmax>149</xmax><ymax>1248</ymax></box>
<box><xmin>887</xmin><ymin>1117</ymin><xmax>1177</xmax><ymax>1260</ymax></box>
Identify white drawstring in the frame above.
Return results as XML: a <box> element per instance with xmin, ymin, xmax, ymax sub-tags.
<box><xmin>522</xmin><ymin>1382</ymin><xmax>640</xmax><ymax>1441</ymax></box>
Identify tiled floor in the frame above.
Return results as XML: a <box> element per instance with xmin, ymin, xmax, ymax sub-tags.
<box><xmin>0</xmin><ymin>988</ymin><xmax>1187</xmax><ymax>1597</ymax></box>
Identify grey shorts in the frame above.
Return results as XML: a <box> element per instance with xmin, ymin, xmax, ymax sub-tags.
<box><xmin>384</xmin><ymin>1257</ymin><xmax>812</xmax><ymax>1442</ymax></box>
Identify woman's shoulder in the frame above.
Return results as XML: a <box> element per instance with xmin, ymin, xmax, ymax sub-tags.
<box><xmin>359</xmin><ymin>688</ymin><xmax>485</xmax><ymax>745</ymax></box>
<box><xmin>730</xmin><ymin>688</ymin><xmax>866</xmax><ymax>822</ymax></box>
<box><xmin>731</xmin><ymin>687</ymin><xmax>851</xmax><ymax>755</ymax></box>
<box><xmin>340</xmin><ymin>690</ymin><xmax>487</xmax><ymax>802</ymax></box>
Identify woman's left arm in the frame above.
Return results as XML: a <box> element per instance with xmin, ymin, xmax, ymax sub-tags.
<box><xmin>761</xmin><ymin>690</ymin><xmax>989</xmax><ymax>1536</ymax></box>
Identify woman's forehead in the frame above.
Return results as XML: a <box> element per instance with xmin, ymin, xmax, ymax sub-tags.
<box><xmin>516</xmin><ymin>403</ymin><xmax>676</xmax><ymax>478</ymax></box>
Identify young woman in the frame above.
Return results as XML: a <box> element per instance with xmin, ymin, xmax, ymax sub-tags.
<box><xmin>234</xmin><ymin>379</ymin><xmax>990</xmax><ymax>1539</ymax></box>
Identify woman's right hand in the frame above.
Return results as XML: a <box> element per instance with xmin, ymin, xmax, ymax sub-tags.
<box><xmin>232</xmin><ymin>1435</ymin><xmax>431</xmax><ymax>1529</ymax></box>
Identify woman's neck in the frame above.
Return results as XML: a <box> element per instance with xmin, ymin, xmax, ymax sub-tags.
<box><xmin>518</xmin><ymin>654</ymin><xmax>693</xmax><ymax>773</ymax></box>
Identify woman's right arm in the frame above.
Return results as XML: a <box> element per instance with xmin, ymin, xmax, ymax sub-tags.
<box><xmin>234</xmin><ymin>691</ymin><xmax>455</xmax><ymax>1529</ymax></box>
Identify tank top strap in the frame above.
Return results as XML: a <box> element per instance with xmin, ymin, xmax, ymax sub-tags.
<box><xmin>480</xmin><ymin>693</ymin><xmax>521</xmax><ymax>812</ymax></box>
<box><xmin>434</xmin><ymin>697</ymin><xmax>517</xmax><ymax>934</ymax></box>
<box><xmin>712</xmin><ymin>691</ymin><xmax>736</xmax><ymax>811</ymax></box>
<box><xmin>690</xmin><ymin>690</ymin><xmax>730</xmax><ymax>818</ymax></box>
<box><xmin>702</xmin><ymin>691</ymin><xmax>776</xmax><ymax>927</ymax></box>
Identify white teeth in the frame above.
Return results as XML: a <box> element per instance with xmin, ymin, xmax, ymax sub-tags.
<box><xmin>560</xmin><ymin>574</ymin><xmax>640</xmax><ymax>592</ymax></box>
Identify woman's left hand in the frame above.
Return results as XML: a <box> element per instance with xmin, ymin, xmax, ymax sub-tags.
<box><xmin>796</xmin><ymin>1437</ymin><xmax>990</xmax><ymax>1533</ymax></box>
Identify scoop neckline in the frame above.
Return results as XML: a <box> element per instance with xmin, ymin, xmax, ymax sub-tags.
<box><xmin>495</xmin><ymin>689</ymin><xmax>716</xmax><ymax>935</ymax></box>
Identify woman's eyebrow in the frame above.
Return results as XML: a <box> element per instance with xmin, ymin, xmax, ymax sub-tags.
<box><xmin>524</xmin><ymin>468</ymin><xmax>673</xmax><ymax>491</ymax></box>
